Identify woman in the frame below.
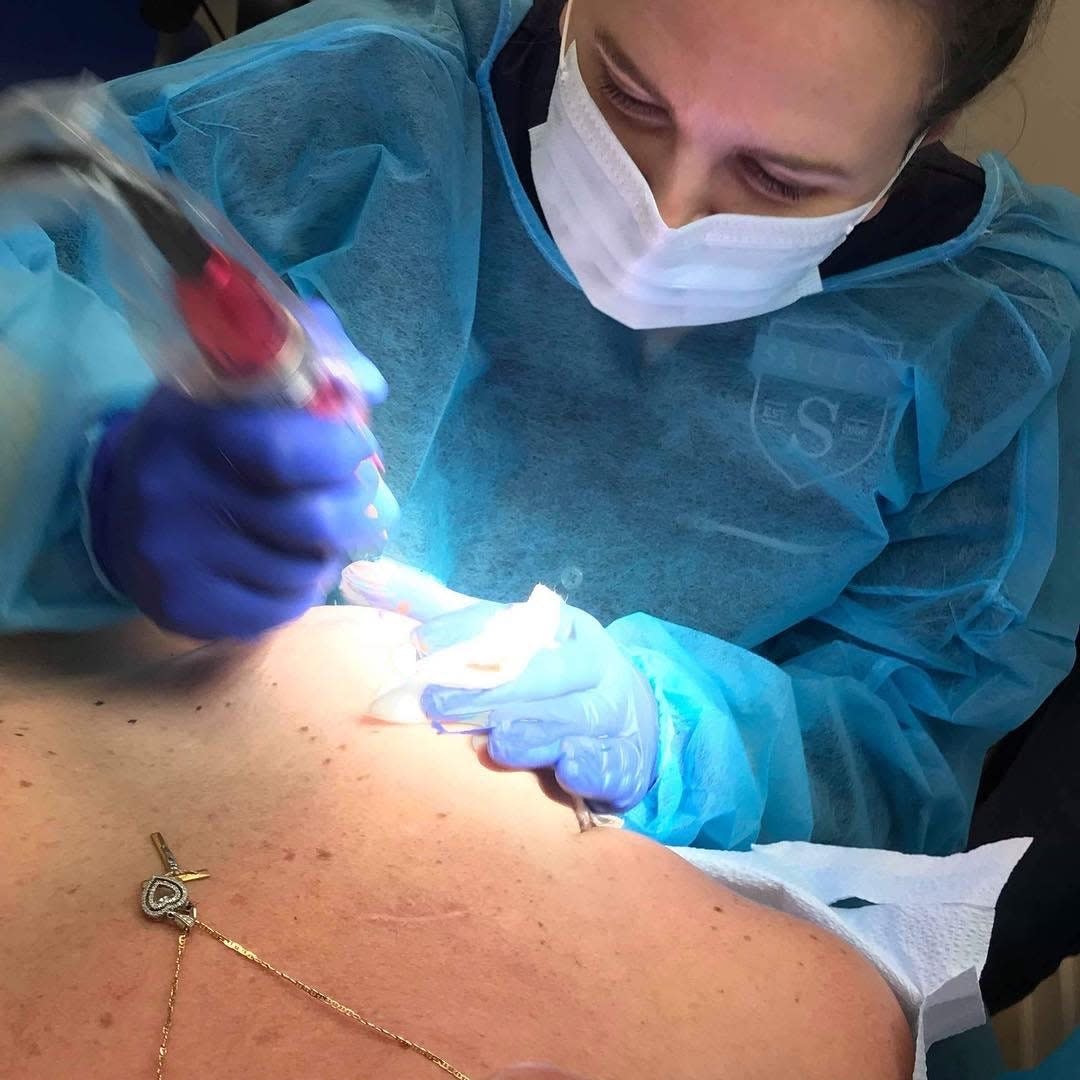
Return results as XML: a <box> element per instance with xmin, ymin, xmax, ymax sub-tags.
<box><xmin>1</xmin><ymin>0</ymin><xmax>1078</xmax><ymax>854</ymax></box>
<box><xmin>0</xmin><ymin>607</ymin><xmax>914</xmax><ymax>1079</ymax></box>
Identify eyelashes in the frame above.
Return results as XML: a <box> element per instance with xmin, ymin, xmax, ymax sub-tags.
<box><xmin>595</xmin><ymin>69</ymin><xmax>810</xmax><ymax>206</ymax></box>
<box><xmin>597</xmin><ymin>73</ymin><xmax>667</xmax><ymax>123</ymax></box>
<box><xmin>739</xmin><ymin>157</ymin><xmax>807</xmax><ymax>203</ymax></box>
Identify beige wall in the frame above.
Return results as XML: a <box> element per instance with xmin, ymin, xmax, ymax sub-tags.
<box><xmin>947</xmin><ymin>0</ymin><xmax>1080</xmax><ymax>191</ymax></box>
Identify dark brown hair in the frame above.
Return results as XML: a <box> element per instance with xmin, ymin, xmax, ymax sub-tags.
<box><xmin>914</xmin><ymin>0</ymin><xmax>1055</xmax><ymax>128</ymax></box>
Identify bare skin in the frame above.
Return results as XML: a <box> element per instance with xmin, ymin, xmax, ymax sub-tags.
<box><xmin>572</xmin><ymin>0</ymin><xmax>947</xmax><ymax>226</ymax></box>
<box><xmin>0</xmin><ymin>608</ymin><xmax>913</xmax><ymax>1079</ymax></box>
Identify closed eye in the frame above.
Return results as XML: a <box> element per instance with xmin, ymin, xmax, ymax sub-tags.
<box><xmin>740</xmin><ymin>156</ymin><xmax>808</xmax><ymax>204</ymax></box>
<box><xmin>598</xmin><ymin>72</ymin><xmax>669</xmax><ymax>125</ymax></box>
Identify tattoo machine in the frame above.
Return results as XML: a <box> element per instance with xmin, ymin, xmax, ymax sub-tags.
<box><xmin>0</xmin><ymin>78</ymin><xmax>382</xmax><ymax>464</ymax></box>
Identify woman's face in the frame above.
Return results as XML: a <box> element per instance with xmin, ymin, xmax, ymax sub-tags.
<box><xmin>566</xmin><ymin>0</ymin><xmax>935</xmax><ymax>226</ymax></box>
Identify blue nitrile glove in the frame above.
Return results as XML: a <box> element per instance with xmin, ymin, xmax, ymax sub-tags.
<box><xmin>423</xmin><ymin>603</ymin><xmax>660</xmax><ymax>811</ymax></box>
<box><xmin>88</xmin><ymin>303</ymin><xmax>398</xmax><ymax>640</ymax></box>
<box><xmin>343</xmin><ymin>559</ymin><xmax>659</xmax><ymax>813</ymax></box>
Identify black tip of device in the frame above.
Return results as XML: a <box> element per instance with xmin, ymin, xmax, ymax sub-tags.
<box><xmin>0</xmin><ymin>146</ymin><xmax>211</xmax><ymax>278</ymax></box>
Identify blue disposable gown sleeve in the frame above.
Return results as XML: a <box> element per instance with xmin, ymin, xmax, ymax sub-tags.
<box><xmin>0</xmin><ymin>3</ymin><xmax>483</xmax><ymax>631</ymax></box>
<box><xmin>617</xmin><ymin>353</ymin><xmax>1080</xmax><ymax>855</ymax></box>
<box><xmin>0</xmin><ymin>224</ymin><xmax>153</xmax><ymax>631</ymax></box>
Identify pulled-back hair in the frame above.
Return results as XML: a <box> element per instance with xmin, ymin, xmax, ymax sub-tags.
<box><xmin>914</xmin><ymin>0</ymin><xmax>1055</xmax><ymax>128</ymax></box>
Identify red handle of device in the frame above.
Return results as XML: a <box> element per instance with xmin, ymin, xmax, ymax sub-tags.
<box><xmin>174</xmin><ymin>247</ymin><xmax>383</xmax><ymax>472</ymax></box>
<box><xmin>173</xmin><ymin>247</ymin><xmax>292</xmax><ymax>382</ymax></box>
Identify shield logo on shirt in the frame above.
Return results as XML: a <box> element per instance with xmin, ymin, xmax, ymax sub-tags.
<box><xmin>748</xmin><ymin>319</ymin><xmax>901</xmax><ymax>491</ymax></box>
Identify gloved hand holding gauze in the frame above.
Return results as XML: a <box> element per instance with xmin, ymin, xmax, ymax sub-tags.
<box><xmin>340</xmin><ymin>557</ymin><xmax>659</xmax><ymax>813</ymax></box>
<box><xmin>340</xmin><ymin>558</ymin><xmax>563</xmax><ymax>726</ymax></box>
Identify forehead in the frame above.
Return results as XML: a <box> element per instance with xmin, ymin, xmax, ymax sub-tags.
<box><xmin>589</xmin><ymin>0</ymin><xmax>931</xmax><ymax>166</ymax></box>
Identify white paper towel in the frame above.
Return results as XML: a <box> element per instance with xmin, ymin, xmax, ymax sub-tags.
<box><xmin>674</xmin><ymin>838</ymin><xmax>1032</xmax><ymax>1080</ymax></box>
<box><xmin>341</xmin><ymin>558</ymin><xmax>563</xmax><ymax>724</ymax></box>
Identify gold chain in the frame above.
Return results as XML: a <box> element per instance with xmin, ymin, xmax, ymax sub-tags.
<box><xmin>156</xmin><ymin>930</ymin><xmax>187</xmax><ymax>1080</ymax></box>
<box><xmin>144</xmin><ymin>834</ymin><xmax>473</xmax><ymax>1080</ymax></box>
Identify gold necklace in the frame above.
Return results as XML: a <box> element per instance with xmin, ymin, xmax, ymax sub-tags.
<box><xmin>141</xmin><ymin>832</ymin><xmax>473</xmax><ymax>1080</ymax></box>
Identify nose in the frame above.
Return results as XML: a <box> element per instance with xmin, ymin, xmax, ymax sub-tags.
<box><xmin>649</xmin><ymin>147</ymin><xmax>715</xmax><ymax>229</ymax></box>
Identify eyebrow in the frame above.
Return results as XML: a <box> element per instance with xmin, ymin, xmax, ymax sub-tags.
<box><xmin>594</xmin><ymin>27</ymin><xmax>853</xmax><ymax>182</ymax></box>
<box><xmin>594</xmin><ymin>28</ymin><xmax>672</xmax><ymax>110</ymax></box>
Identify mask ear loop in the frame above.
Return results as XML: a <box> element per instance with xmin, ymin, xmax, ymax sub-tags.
<box><xmin>848</xmin><ymin>130</ymin><xmax>928</xmax><ymax>233</ymax></box>
<box><xmin>558</xmin><ymin>0</ymin><xmax>575</xmax><ymax>66</ymax></box>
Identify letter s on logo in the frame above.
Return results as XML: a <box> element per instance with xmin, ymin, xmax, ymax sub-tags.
<box><xmin>789</xmin><ymin>396</ymin><xmax>839</xmax><ymax>460</ymax></box>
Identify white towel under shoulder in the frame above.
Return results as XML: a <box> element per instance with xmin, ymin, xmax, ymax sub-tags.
<box><xmin>674</xmin><ymin>838</ymin><xmax>1031</xmax><ymax>1080</ymax></box>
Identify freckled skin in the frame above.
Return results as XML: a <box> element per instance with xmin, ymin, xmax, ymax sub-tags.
<box><xmin>3</xmin><ymin>607</ymin><xmax>914</xmax><ymax>1080</ymax></box>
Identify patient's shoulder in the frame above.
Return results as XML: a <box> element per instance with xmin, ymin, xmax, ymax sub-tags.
<box><xmin>582</xmin><ymin>828</ymin><xmax>915</xmax><ymax>1079</ymax></box>
<box><xmin>806</xmin><ymin>929</ymin><xmax>915</xmax><ymax>1079</ymax></box>
<box><xmin>753</xmin><ymin>902</ymin><xmax>916</xmax><ymax>1080</ymax></box>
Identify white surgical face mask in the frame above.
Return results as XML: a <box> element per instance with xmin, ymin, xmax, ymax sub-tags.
<box><xmin>529</xmin><ymin>15</ymin><xmax>924</xmax><ymax>330</ymax></box>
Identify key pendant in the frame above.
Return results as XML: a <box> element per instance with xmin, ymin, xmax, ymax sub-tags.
<box><xmin>141</xmin><ymin>874</ymin><xmax>196</xmax><ymax>929</ymax></box>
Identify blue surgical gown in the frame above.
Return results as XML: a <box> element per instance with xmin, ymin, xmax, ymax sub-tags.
<box><xmin>2</xmin><ymin>0</ymin><xmax>1079</xmax><ymax>855</ymax></box>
